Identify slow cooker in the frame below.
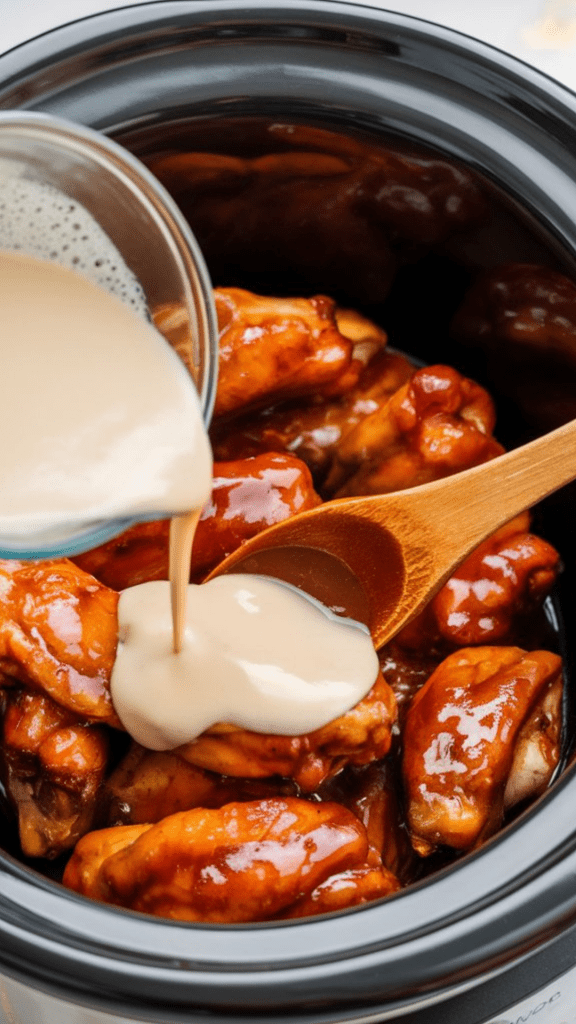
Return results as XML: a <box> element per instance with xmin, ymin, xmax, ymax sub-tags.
<box><xmin>1</xmin><ymin>3</ymin><xmax>576</xmax><ymax>1022</ymax></box>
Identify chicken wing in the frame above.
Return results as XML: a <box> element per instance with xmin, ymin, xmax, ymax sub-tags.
<box><xmin>396</xmin><ymin>513</ymin><xmax>560</xmax><ymax>650</ymax></box>
<box><xmin>0</xmin><ymin>558</ymin><xmax>394</xmax><ymax>795</ymax></box>
<box><xmin>280</xmin><ymin>864</ymin><xmax>400</xmax><ymax>918</ymax></box>
<box><xmin>0</xmin><ymin>559</ymin><xmax>119</xmax><ymax>724</ymax></box>
<box><xmin>325</xmin><ymin>364</ymin><xmax>504</xmax><ymax>497</ymax></box>
<box><xmin>214</xmin><ymin>288</ymin><xmax>361</xmax><ymax>418</ymax></box>
<box><xmin>1</xmin><ymin>689</ymin><xmax>108</xmax><ymax>858</ymax></box>
<box><xmin>211</xmin><ymin>348</ymin><xmax>414</xmax><ymax>492</ymax></box>
<box><xmin>503</xmin><ymin>675</ymin><xmax>562</xmax><ymax>810</ymax></box>
<box><xmin>148</xmin><ymin>132</ymin><xmax>485</xmax><ymax>305</ymax></box>
<box><xmin>63</xmin><ymin>797</ymin><xmax>371</xmax><ymax>922</ymax></box>
<box><xmin>74</xmin><ymin>452</ymin><xmax>320</xmax><ymax>590</ymax></box>
<box><xmin>453</xmin><ymin>262</ymin><xmax>576</xmax><ymax>364</ymax></box>
<box><xmin>104</xmin><ymin>743</ymin><xmax>296</xmax><ymax>825</ymax></box>
<box><xmin>149</xmin><ymin>150</ymin><xmax>398</xmax><ymax>304</ymax></box>
<box><xmin>261</xmin><ymin>123</ymin><xmax>486</xmax><ymax>244</ymax></box>
<box><xmin>451</xmin><ymin>262</ymin><xmax>576</xmax><ymax>430</ymax></box>
<box><xmin>179</xmin><ymin>671</ymin><xmax>397</xmax><ymax>792</ymax></box>
<box><xmin>402</xmin><ymin>646</ymin><xmax>562</xmax><ymax>855</ymax></box>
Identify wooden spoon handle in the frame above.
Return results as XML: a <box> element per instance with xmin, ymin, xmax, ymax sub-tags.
<box><xmin>377</xmin><ymin>416</ymin><xmax>576</xmax><ymax>561</ymax></box>
<box><xmin>209</xmin><ymin>418</ymin><xmax>576</xmax><ymax>651</ymax></box>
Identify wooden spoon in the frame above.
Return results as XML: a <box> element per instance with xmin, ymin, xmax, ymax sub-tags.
<box><xmin>207</xmin><ymin>418</ymin><xmax>576</xmax><ymax>650</ymax></box>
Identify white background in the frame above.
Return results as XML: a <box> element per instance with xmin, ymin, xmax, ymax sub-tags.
<box><xmin>2</xmin><ymin>0</ymin><xmax>576</xmax><ymax>92</ymax></box>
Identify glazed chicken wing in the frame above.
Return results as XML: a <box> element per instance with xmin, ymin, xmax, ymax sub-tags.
<box><xmin>1</xmin><ymin>689</ymin><xmax>108</xmax><ymax>858</ymax></box>
<box><xmin>402</xmin><ymin>646</ymin><xmax>562</xmax><ymax>856</ymax></box>
<box><xmin>179</xmin><ymin>671</ymin><xmax>397</xmax><ymax>792</ymax></box>
<box><xmin>213</xmin><ymin>288</ymin><xmax>362</xmax><ymax>418</ymax></box>
<box><xmin>281</xmin><ymin>864</ymin><xmax>400</xmax><ymax>918</ymax></box>
<box><xmin>212</xmin><ymin>348</ymin><xmax>414</xmax><ymax>491</ymax></box>
<box><xmin>157</xmin><ymin>287</ymin><xmax>366</xmax><ymax>419</ymax></box>
<box><xmin>63</xmin><ymin>797</ymin><xmax>372</xmax><ymax>922</ymax></box>
<box><xmin>453</xmin><ymin>262</ymin><xmax>576</xmax><ymax>364</ymax></box>
<box><xmin>105</xmin><ymin>743</ymin><xmax>296</xmax><ymax>826</ymax></box>
<box><xmin>396</xmin><ymin>512</ymin><xmax>560</xmax><ymax>650</ymax></box>
<box><xmin>149</xmin><ymin>132</ymin><xmax>485</xmax><ymax>305</ymax></box>
<box><xmin>260</xmin><ymin>122</ymin><xmax>486</xmax><ymax>241</ymax></box>
<box><xmin>149</xmin><ymin>150</ymin><xmax>398</xmax><ymax>305</ymax></box>
<box><xmin>451</xmin><ymin>262</ymin><xmax>576</xmax><ymax>430</ymax></box>
<box><xmin>430</xmin><ymin>517</ymin><xmax>559</xmax><ymax>647</ymax></box>
<box><xmin>325</xmin><ymin>364</ymin><xmax>504</xmax><ymax>497</ymax></box>
<box><xmin>74</xmin><ymin>452</ymin><xmax>320</xmax><ymax>590</ymax></box>
<box><xmin>0</xmin><ymin>559</ymin><xmax>119</xmax><ymax>724</ymax></box>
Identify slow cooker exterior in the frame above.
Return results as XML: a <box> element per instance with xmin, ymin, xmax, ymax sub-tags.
<box><xmin>1</xmin><ymin>3</ymin><xmax>576</xmax><ymax>1023</ymax></box>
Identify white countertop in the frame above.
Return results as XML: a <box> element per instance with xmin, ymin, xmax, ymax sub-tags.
<box><xmin>2</xmin><ymin>0</ymin><xmax>576</xmax><ymax>92</ymax></box>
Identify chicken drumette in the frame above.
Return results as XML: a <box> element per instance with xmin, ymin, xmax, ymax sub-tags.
<box><xmin>402</xmin><ymin>646</ymin><xmax>562</xmax><ymax>856</ymax></box>
<box><xmin>325</xmin><ymin>363</ymin><xmax>504</xmax><ymax>497</ymax></box>
<box><xmin>1</xmin><ymin>689</ymin><xmax>108</xmax><ymax>858</ymax></box>
<box><xmin>396</xmin><ymin>512</ymin><xmax>560</xmax><ymax>651</ymax></box>
<box><xmin>452</xmin><ymin>262</ymin><xmax>576</xmax><ymax>430</ymax></box>
<box><xmin>63</xmin><ymin>796</ymin><xmax>400</xmax><ymax>922</ymax></box>
<box><xmin>148</xmin><ymin>128</ymin><xmax>485</xmax><ymax>305</ymax></box>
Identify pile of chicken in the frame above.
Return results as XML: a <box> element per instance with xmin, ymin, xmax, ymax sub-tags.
<box><xmin>0</xmin><ymin>138</ymin><xmax>572</xmax><ymax>924</ymax></box>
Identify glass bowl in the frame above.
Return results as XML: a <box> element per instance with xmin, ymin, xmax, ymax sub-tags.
<box><xmin>0</xmin><ymin>109</ymin><xmax>217</xmax><ymax>559</ymax></box>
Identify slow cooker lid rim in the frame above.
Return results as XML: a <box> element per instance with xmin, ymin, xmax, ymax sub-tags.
<box><xmin>3</xmin><ymin>779</ymin><xmax>576</xmax><ymax>980</ymax></box>
<box><xmin>2</xmin><ymin>871</ymin><xmax>576</xmax><ymax>1016</ymax></box>
<box><xmin>1</xmin><ymin>0</ymin><xmax>576</xmax><ymax>126</ymax></box>
<box><xmin>3</xmin><ymin>1</ymin><xmax>576</xmax><ymax>227</ymax></box>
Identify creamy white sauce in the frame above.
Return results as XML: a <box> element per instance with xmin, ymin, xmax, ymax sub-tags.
<box><xmin>111</xmin><ymin>574</ymin><xmax>379</xmax><ymax>748</ymax></box>
<box><xmin>0</xmin><ymin>251</ymin><xmax>212</xmax><ymax>544</ymax></box>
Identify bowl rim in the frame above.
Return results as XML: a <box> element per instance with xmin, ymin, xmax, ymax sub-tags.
<box><xmin>0</xmin><ymin>108</ymin><xmax>219</xmax><ymax>560</ymax></box>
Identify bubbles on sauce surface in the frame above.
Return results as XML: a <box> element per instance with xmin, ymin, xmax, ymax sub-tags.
<box><xmin>0</xmin><ymin>159</ymin><xmax>147</xmax><ymax>314</ymax></box>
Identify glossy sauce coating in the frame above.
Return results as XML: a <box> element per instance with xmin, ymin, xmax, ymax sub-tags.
<box><xmin>452</xmin><ymin>262</ymin><xmax>576</xmax><ymax>431</ymax></box>
<box><xmin>396</xmin><ymin>512</ymin><xmax>560</xmax><ymax>650</ymax></box>
<box><xmin>402</xmin><ymin>646</ymin><xmax>562</xmax><ymax>854</ymax></box>
<box><xmin>214</xmin><ymin>288</ymin><xmax>359</xmax><ymax>417</ymax></box>
<box><xmin>211</xmin><ymin>348</ymin><xmax>414</xmax><ymax>493</ymax></box>
<box><xmin>147</xmin><ymin>126</ymin><xmax>486</xmax><ymax>305</ymax></box>
<box><xmin>326</xmin><ymin>364</ymin><xmax>504</xmax><ymax>497</ymax></box>
<box><xmin>74</xmin><ymin>453</ymin><xmax>321</xmax><ymax>590</ymax></box>
<box><xmin>1</xmin><ymin>689</ymin><xmax>108</xmax><ymax>858</ymax></box>
<box><xmin>63</xmin><ymin>797</ymin><xmax>373</xmax><ymax>922</ymax></box>
<box><xmin>0</xmin><ymin>558</ymin><xmax>119</xmax><ymax>724</ymax></box>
